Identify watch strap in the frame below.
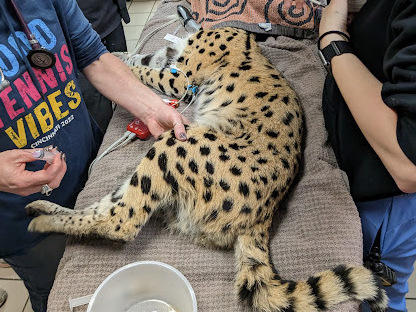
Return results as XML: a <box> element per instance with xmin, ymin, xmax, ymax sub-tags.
<box><xmin>319</xmin><ymin>41</ymin><xmax>354</xmax><ymax>71</ymax></box>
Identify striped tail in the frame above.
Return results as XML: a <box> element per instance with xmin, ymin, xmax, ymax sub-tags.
<box><xmin>235</xmin><ymin>228</ymin><xmax>388</xmax><ymax>312</ymax></box>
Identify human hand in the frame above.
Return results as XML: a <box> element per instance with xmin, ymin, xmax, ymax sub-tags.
<box><xmin>319</xmin><ymin>0</ymin><xmax>349</xmax><ymax>48</ymax></box>
<box><xmin>0</xmin><ymin>148</ymin><xmax>67</xmax><ymax>197</ymax></box>
<box><xmin>142</xmin><ymin>99</ymin><xmax>188</xmax><ymax>141</ymax></box>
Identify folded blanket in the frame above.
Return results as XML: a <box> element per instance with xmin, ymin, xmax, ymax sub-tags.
<box><xmin>190</xmin><ymin>0</ymin><xmax>367</xmax><ymax>38</ymax></box>
<box><xmin>47</xmin><ymin>1</ymin><xmax>362</xmax><ymax>311</ymax></box>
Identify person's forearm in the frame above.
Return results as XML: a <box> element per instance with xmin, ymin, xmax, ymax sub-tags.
<box><xmin>82</xmin><ymin>52</ymin><xmax>163</xmax><ymax>122</ymax></box>
<box><xmin>330</xmin><ymin>51</ymin><xmax>416</xmax><ymax>192</ymax></box>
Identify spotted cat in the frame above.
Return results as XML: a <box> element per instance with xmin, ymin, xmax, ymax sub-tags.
<box><xmin>26</xmin><ymin>27</ymin><xmax>387</xmax><ymax>312</ymax></box>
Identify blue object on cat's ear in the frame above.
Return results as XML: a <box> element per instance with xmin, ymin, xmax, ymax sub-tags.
<box><xmin>170</xmin><ymin>68</ymin><xmax>177</xmax><ymax>74</ymax></box>
<box><xmin>192</xmin><ymin>86</ymin><xmax>198</xmax><ymax>94</ymax></box>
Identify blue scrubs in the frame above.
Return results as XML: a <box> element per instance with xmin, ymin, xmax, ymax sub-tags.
<box><xmin>359</xmin><ymin>193</ymin><xmax>416</xmax><ymax>312</ymax></box>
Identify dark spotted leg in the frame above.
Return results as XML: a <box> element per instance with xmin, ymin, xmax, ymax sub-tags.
<box><xmin>27</xmin><ymin>153</ymin><xmax>174</xmax><ymax>241</ymax></box>
<box><xmin>131</xmin><ymin>65</ymin><xmax>189</xmax><ymax>99</ymax></box>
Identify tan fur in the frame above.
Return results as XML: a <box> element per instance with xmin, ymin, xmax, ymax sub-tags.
<box><xmin>26</xmin><ymin>28</ymin><xmax>387</xmax><ymax>311</ymax></box>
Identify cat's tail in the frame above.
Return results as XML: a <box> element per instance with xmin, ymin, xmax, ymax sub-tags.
<box><xmin>234</xmin><ymin>228</ymin><xmax>388</xmax><ymax>312</ymax></box>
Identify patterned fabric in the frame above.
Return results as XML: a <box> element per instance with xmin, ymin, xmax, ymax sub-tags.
<box><xmin>190</xmin><ymin>0</ymin><xmax>367</xmax><ymax>39</ymax></box>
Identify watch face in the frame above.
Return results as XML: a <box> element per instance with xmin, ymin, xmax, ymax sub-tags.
<box><xmin>28</xmin><ymin>49</ymin><xmax>56</xmax><ymax>69</ymax></box>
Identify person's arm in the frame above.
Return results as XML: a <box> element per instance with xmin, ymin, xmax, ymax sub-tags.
<box><xmin>83</xmin><ymin>53</ymin><xmax>187</xmax><ymax>140</ymax></box>
<box><xmin>319</xmin><ymin>0</ymin><xmax>416</xmax><ymax>193</ymax></box>
<box><xmin>56</xmin><ymin>0</ymin><xmax>187</xmax><ymax>140</ymax></box>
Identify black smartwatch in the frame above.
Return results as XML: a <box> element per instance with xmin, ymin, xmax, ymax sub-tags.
<box><xmin>318</xmin><ymin>41</ymin><xmax>354</xmax><ymax>72</ymax></box>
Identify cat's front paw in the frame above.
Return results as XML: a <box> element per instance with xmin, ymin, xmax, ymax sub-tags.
<box><xmin>25</xmin><ymin>200</ymin><xmax>58</xmax><ymax>217</ymax></box>
<box><xmin>28</xmin><ymin>215</ymin><xmax>60</xmax><ymax>233</ymax></box>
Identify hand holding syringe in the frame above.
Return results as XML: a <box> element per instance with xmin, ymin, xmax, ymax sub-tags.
<box><xmin>32</xmin><ymin>146</ymin><xmax>64</xmax><ymax>164</ymax></box>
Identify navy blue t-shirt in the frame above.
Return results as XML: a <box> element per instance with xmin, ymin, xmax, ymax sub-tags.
<box><xmin>0</xmin><ymin>0</ymin><xmax>107</xmax><ymax>257</ymax></box>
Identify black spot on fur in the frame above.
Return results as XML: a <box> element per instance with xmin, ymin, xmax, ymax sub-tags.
<box><xmin>110</xmin><ymin>207</ymin><xmax>116</xmax><ymax>216</ymax></box>
<box><xmin>129</xmin><ymin>207</ymin><xmax>135</xmax><ymax>218</ymax></box>
<box><xmin>252</xmin><ymin>150</ymin><xmax>260</xmax><ymax>155</ymax></box>
<box><xmin>159</xmin><ymin>72</ymin><xmax>164</xmax><ymax>80</ymax></box>
<box><xmin>282</xmin><ymin>112</ymin><xmax>294</xmax><ymax>125</ymax></box>
<box><xmin>176</xmin><ymin>146</ymin><xmax>187</xmax><ymax>158</ymax></box>
<box><xmin>219</xmin><ymin>44</ymin><xmax>226</xmax><ymax>51</ymax></box>
<box><xmin>239</xmin><ymin>65</ymin><xmax>251</xmax><ymax>70</ymax></box>
<box><xmin>255</xmin><ymin>92</ymin><xmax>268</xmax><ymax>98</ymax></box>
<box><xmin>146</xmin><ymin>147</ymin><xmax>156</xmax><ymax>160</ymax></box>
<box><xmin>215</xmin><ymin>34</ymin><xmax>221</xmax><ymax>39</ymax></box>
<box><xmin>176</xmin><ymin>162</ymin><xmax>184</xmax><ymax>174</ymax></box>
<box><xmin>251</xmin><ymin>166</ymin><xmax>259</xmax><ymax>172</ymax></box>
<box><xmin>206</xmin><ymin>209</ymin><xmax>217</xmax><ymax>221</ymax></box>
<box><xmin>219</xmin><ymin>154</ymin><xmax>230</xmax><ymax>161</ymax></box>
<box><xmin>220</xmin><ymin>180</ymin><xmax>230</xmax><ymax>191</ymax></box>
<box><xmin>221</xmin><ymin>99</ymin><xmax>232</xmax><ymax>107</ymax></box>
<box><xmin>204</xmin><ymin>133</ymin><xmax>217</xmax><ymax>141</ymax></box>
<box><xmin>205</xmin><ymin>161</ymin><xmax>214</xmax><ymax>174</ymax></box>
<box><xmin>226</xmin><ymin>83</ymin><xmax>234</xmax><ymax>92</ymax></box>
<box><xmin>257</xmin><ymin>124</ymin><xmax>263</xmax><ymax>132</ymax></box>
<box><xmin>177</xmin><ymin>56</ymin><xmax>184</xmax><ymax>63</ymax></box>
<box><xmin>186</xmin><ymin>176</ymin><xmax>195</xmax><ymax>188</ymax></box>
<box><xmin>158</xmin><ymin>153</ymin><xmax>167</xmax><ymax>172</ymax></box>
<box><xmin>260</xmin><ymin>176</ymin><xmax>268</xmax><ymax>185</ymax></box>
<box><xmin>115</xmin><ymin>225</ymin><xmax>121</xmax><ymax>231</ymax></box>
<box><xmin>200</xmin><ymin>146</ymin><xmax>211</xmax><ymax>156</ymax></box>
<box><xmin>266</xmin><ymin>130</ymin><xmax>279</xmax><ymax>138</ymax></box>
<box><xmin>230</xmin><ymin>72</ymin><xmax>239</xmax><ymax>78</ymax></box>
<box><xmin>204</xmin><ymin>176</ymin><xmax>214</xmax><ymax>188</ymax></box>
<box><xmin>143</xmin><ymin>205</ymin><xmax>151</xmax><ymax>214</ymax></box>
<box><xmin>241</xmin><ymin>205</ymin><xmax>252</xmax><ymax>214</ymax></box>
<box><xmin>257</xmin><ymin>158</ymin><xmax>268</xmax><ymax>164</ymax></box>
<box><xmin>222</xmin><ymin>199</ymin><xmax>233</xmax><ymax>212</ymax></box>
<box><xmin>196</xmin><ymin>31</ymin><xmax>203</xmax><ymax>39</ymax></box>
<box><xmin>209</xmin><ymin>52</ymin><xmax>216</xmax><ymax>56</ymax></box>
<box><xmin>200</xmin><ymin>186</ymin><xmax>212</xmax><ymax>201</ymax></box>
<box><xmin>140</xmin><ymin>176</ymin><xmax>151</xmax><ymax>194</ymax></box>
<box><xmin>166</xmin><ymin>137</ymin><xmax>176</xmax><ymax>146</ymax></box>
<box><xmin>164</xmin><ymin>171</ymin><xmax>179</xmax><ymax>194</ymax></box>
<box><xmin>268</xmin><ymin>94</ymin><xmax>278</xmax><ymax>102</ymax></box>
<box><xmin>238</xmin><ymin>156</ymin><xmax>246</xmax><ymax>162</ymax></box>
<box><xmin>239</xmin><ymin>182</ymin><xmax>250</xmax><ymax>197</ymax></box>
<box><xmin>226</xmin><ymin>36</ymin><xmax>234</xmax><ymax>41</ymax></box>
<box><xmin>230</xmin><ymin>166</ymin><xmax>242</xmax><ymax>176</ymax></box>
<box><xmin>151</xmin><ymin>193</ymin><xmax>160</xmax><ymax>201</ymax></box>
<box><xmin>141</xmin><ymin>54</ymin><xmax>152</xmax><ymax>66</ymax></box>
<box><xmin>271</xmin><ymin>74</ymin><xmax>280</xmax><ymax>79</ymax></box>
<box><xmin>237</xmin><ymin>95</ymin><xmax>246</xmax><ymax>103</ymax></box>
<box><xmin>255</xmin><ymin>190</ymin><xmax>262</xmax><ymax>200</ymax></box>
<box><xmin>265</xmin><ymin>111</ymin><xmax>273</xmax><ymax>118</ymax></box>
<box><xmin>218</xmin><ymin>145</ymin><xmax>228</xmax><ymax>153</ymax></box>
<box><xmin>249</xmin><ymin>76</ymin><xmax>260</xmax><ymax>82</ymax></box>
<box><xmin>222</xmin><ymin>224</ymin><xmax>231</xmax><ymax>232</ymax></box>
<box><xmin>281</xmin><ymin>158</ymin><xmax>290</xmax><ymax>169</ymax></box>
<box><xmin>158</xmin><ymin>83</ymin><xmax>165</xmax><ymax>93</ymax></box>
<box><xmin>130</xmin><ymin>172</ymin><xmax>139</xmax><ymax>186</ymax></box>
<box><xmin>282</xmin><ymin>96</ymin><xmax>289</xmax><ymax>105</ymax></box>
<box><xmin>189</xmin><ymin>160</ymin><xmax>199</xmax><ymax>174</ymax></box>
<box><xmin>271</xmin><ymin>188</ymin><xmax>279</xmax><ymax>199</ymax></box>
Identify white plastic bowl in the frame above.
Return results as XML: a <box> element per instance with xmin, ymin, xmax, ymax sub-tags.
<box><xmin>87</xmin><ymin>261</ymin><xmax>197</xmax><ymax>312</ymax></box>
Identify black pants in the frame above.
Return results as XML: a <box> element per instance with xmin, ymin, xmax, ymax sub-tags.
<box><xmin>80</xmin><ymin>22</ymin><xmax>128</xmax><ymax>133</ymax></box>
<box><xmin>4</xmin><ymin>235</ymin><xmax>66</xmax><ymax>312</ymax></box>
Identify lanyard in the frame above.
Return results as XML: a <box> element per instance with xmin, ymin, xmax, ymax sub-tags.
<box><xmin>9</xmin><ymin>0</ymin><xmax>56</xmax><ymax>69</ymax></box>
